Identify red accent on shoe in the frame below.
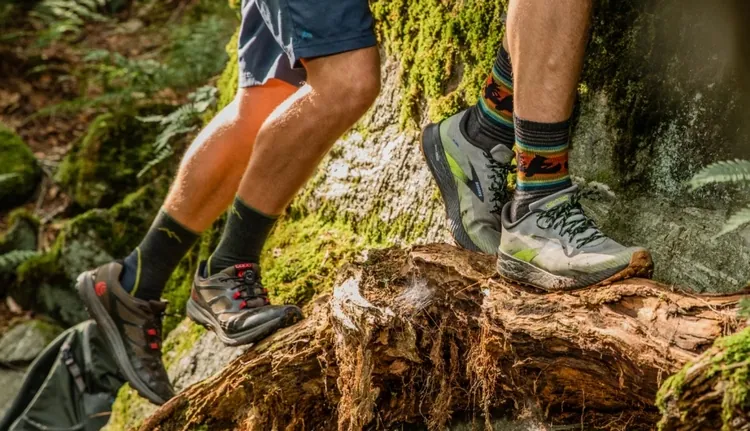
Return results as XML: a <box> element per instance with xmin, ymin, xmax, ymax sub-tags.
<box><xmin>95</xmin><ymin>281</ymin><xmax>107</xmax><ymax>297</ymax></box>
<box><xmin>264</xmin><ymin>298</ymin><xmax>270</xmax><ymax>305</ymax></box>
<box><xmin>239</xmin><ymin>300</ymin><xmax>247</xmax><ymax>309</ymax></box>
<box><xmin>233</xmin><ymin>291</ymin><xmax>241</xmax><ymax>300</ymax></box>
<box><xmin>149</xmin><ymin>342</ymin><xmax>159</xmax><ymax>350</ymax></box>
<box><xmin>147</xmin><ymin>328</ymin><xmax>157</xmax><ymax>336</ymax></box>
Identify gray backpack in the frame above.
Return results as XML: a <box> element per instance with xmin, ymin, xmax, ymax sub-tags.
<box><xmin>0</xmin><ymin>320</ymin><xmax>125</xmax><ymax>431</ymax></box>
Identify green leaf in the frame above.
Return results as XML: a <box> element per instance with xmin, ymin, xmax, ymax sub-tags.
<box><xmin>0</xmin><ymin>173</ymin><xmax>20</xmax><ymax>185</ymax></box>
<box><xmin>690</xmin><ymin>159</ymin><xmax>750</xmax><ymax>190</ymax></box>
<box><xmin>0</xmin><ymin>250</ymin><xmax>39</xmax><ymax>274</ymax></box>
<box><xmin>716</xmin><ymin>205</ymin><xmax>750</xmax><ymax>237</ymax></box>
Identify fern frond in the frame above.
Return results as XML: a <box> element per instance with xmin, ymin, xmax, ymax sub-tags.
<box><xmin>0</xmin><ymin>250</ymin><xmax>39</xmax><ymax>274</ymax></box>
<box><xmin>136</xmin><ymin>86</ymin><xmax>217</xmax><ymax>177</ymax></box>
<box><xmin>0</xmin><ymin>173</ymin><xmax>20</xmax><ymax>185</ymax></box>
<box><xmin>716</xmin><ymin>205</ymin><xmax>750</xmax><ymax>237</ymax></box>
<box><xmin>690</xmin><ymin>159</ymin><xmax>750</xmax><ymax>190</ymax></box>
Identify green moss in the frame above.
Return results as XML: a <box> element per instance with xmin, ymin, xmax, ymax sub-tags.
<box><xmin>13</xmin><ymin>183</ymin><xmax>165</xmax><ymax>325</ymax></box>
<box><xmin>371</xmin><ymin>0</ymin><xmax>506</xmax><ymax>126</ymax></box>
<box><xmin>655</xmin><ymin>366</ymin><xmax>687</xmax><ymax>413</ymax></box>
<box><xmin>105</xmin><ymin>383</ymin><xmax>155</xmax><ymax>431</ymax></box>
<box><xmin>162</xmin><ymin>320</ymin><xmax>207</xmax><ymax>368</ymax></box>
<box><xmin>212</xmin><ymin>28</ymin><xmax>240</xmax><ymax>117</ymax></box>
<box><xmin>27</xmin><ymin>318</ymin><xmax>64</xmax><ymax>343</ymax></box>
<box><xmin>261</xmin><ymin>214</ymin><xmax>370</xmax><ymax>305</ymax></box>
<box><xmin>657</xmin><ymin>328</ymin><xmax>750</xmax><ymax>430</ymax></box>
<box><xmin>0</xmin><ymin>208</ymin><xmax>39</xmax><ymax>253</ymax></box>
<box><xmin>711</xmin><ymin>328</ymin><xmax>750</xmax><ymax>429</ymax></box>
<box><xmin>0</xmin><ymin>124</ymin><xmax>40</xmax><ymax>210</ymax></box>
<box><xmin>56</xmin><ymin>110</ymin><xmax>166</xmax><ymax>210</ymax></box>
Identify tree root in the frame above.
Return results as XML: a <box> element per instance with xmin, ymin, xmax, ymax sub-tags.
<box><xmin>139</xmin><ymin>244</ymin><xmax>745</xmax><ymax>431</ymax></box>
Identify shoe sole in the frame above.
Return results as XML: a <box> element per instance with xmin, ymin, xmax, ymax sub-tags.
<box><xmin>420</xmin><ymin>123</ymin><xmax>482</xmax><ymax>253</ymax></box>
<box><xmin>186</xmin><ymin>299</ymin><xmax>302</xmax><ymax>347</ymax></box>
<box><xmin>496</xmin><ymin>249</ymin><xmax>654</xmax><ymax>291</ymax></box>
<box><xmin>76</xmin><ymin>271</ymin><xmax>168</xmax><ymax>405</ymax></box>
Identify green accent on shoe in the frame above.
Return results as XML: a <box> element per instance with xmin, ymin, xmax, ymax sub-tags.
<box><xmin>446</xmin><ymin>152</ymin><xmax>469</xmax><ymax>183</ymax></box>
<box><xmin>512</xmin><ymin>248</ymin><xmax>539</xmax><ymax>263</ymax></box>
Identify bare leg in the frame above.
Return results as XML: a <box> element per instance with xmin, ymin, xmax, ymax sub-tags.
<box><xmin>497</xmin><ymin>0</ymin><xmax>651</xmax><ymax>291</ymax></box>
<box><xmin>507</xmin><ymin>0</ymin><xmax>592</xmax><ymax>122</ymax></box>
<box><xmin>237</xmin><ymin>47</ymin><xmax>381</xmax><ymax>215</ymax></box>
<box><xmin>164</xmin><ymin>79</ymin><xmax>297</xmax><ymax>231</ymax></box>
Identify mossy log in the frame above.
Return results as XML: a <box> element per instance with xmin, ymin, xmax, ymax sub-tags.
<box><xmin>139</xmin><ymin>244</ymin><xmax>745</xmax><ymax>431</ymax></box>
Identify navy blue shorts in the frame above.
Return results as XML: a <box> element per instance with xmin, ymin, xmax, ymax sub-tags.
<box><xmin>238</xmin><ymin>0</ymin><xmax>377</xmax><ymax>88</ymax></box>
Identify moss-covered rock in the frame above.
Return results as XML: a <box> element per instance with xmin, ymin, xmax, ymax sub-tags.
<box><xmin>13</xmin><ymin>182</ymin><xmax>166</xmax><ymax>325</ymax></box>
<box><xmin>55</xmin><ymin>110</ymin><xmax>164</xmax><ymax>210</ymax></box>
<box><xmin>0</xmin><ymin>125</ymin><xmax>40</xmax><ymax>210</ymax></box>
<box><xmin>0</xmin><ymin>209</ymin><xmax>39</xmax><ymax>254</ymax></box>
<box><xmin>0</xmin><ymin>319</ymin><xmax>63</xmax><ymax>365</ymax></box>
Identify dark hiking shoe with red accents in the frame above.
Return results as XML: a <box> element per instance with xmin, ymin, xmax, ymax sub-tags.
<box><xmin>76</xmin><ymin>262</ymin><xmax>173</xmax><ymax>405</ymax></box>
<box><xmin>186</xmin><ymin>262</ymin><xmax>303</xmax><ymax>346</ymax></box>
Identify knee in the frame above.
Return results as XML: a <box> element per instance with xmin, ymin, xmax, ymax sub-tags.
<box><xmin>307</xmin><ymin>47</ymin><xmax>381</xmax><ymax>116</ymax></box>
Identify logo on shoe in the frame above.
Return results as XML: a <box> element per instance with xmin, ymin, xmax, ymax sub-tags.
<box><xmin>446</xmin><ymin>152</ymin><xmax>485</xmax><ymax>202</ymax></box>
<box><xmin>95</xmin><ymin>281</ymin><xmax>107</xmax><ymax>297</ymax></box>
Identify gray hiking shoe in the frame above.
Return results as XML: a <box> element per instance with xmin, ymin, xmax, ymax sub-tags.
<box><xmin>76</xmin><ymin>262</ymin><xmax>173</xmax><ymax>405</ymax></box>
<box><xmin>421</xmin><ymin>110</ymin><xmax>515</xmax><ymax>254</ymax></box>
<box><xmin>497</xmin><ymin>186</ymin><xmax>654</xmax><ymax>291</ymax></box>
<box><xmin>186</xmin><ymin>262</ymin><xmax>303</xmax><ymax>346</ymax></box>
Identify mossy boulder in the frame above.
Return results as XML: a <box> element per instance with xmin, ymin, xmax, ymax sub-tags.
<box><xmin>0</xmin><ymin>319</ymin><xmax>63</xmax><ymax>365</ymax></box>
<box><xmin>0</xmin><ymin>126</ymin><xmax>40</xmax><ymax>210</ymax></box>
<box><xmin>0</xmin><ymin>209</ymin><xmax>39</xmax><ymax>254</ymax></box>
<box><xmin>55</xmin><ymin>110</ymin><xmax>165</xmax><ymax>210</ymax></box>
<box><xmin>13</xmin><ymin>182</ymin><xmax>167</xmax><ymax>325</ymax></box>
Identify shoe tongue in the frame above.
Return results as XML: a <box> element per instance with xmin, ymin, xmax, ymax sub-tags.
<box><xmin>148</xmin><ymin>300</ymin><xmax>168</xmax><ymax>313</ymax></box>
<box><xmin>528</xmin><ymin>185</ymin><xmax>579</xmax><ymax>212</ymax></box>
<box><xmin>490</xmin><ymin>144</ymin><xmax>514</xmax><ymax>163</ymax></box>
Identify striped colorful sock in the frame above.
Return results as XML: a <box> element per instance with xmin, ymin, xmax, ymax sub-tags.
<box><xmin>510</xmin><ymin>115</ymin><xmax>573</xmax><ymax>221</ymax></box>
<box><xmin>462</xmin><ymin>45</ymin><xmax>514</xmax><ymax>151</ymax></box>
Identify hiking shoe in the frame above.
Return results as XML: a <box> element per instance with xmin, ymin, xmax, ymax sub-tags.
<box><xmin>76</xmin><ymin>262</ymin><xmax>173</xmax><ymax>405</ymax></box>
<box><xmin>497</xmin><ymin>185</ymin><xmax>654</xmax><ymax>291</ymax></box>
<box><xmin>186</xmin><ymin>262</ymin><xmax>303</xmax><ymax>346</ymax></box>
<box><xmin>421</xmin><ymin>110</ymin><xmax>515</xmax><ymax>254</ymax></box>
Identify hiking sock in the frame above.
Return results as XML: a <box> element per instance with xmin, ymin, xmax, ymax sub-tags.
<box><xmin>207</xmin><ymin>196</ymin><xmax>278</xmax><ymax>275</ymax></box>
<box><xmin>121</xmin><ymin>210</ymin><xmax>199</xmax><ymax>301</ymax></box>
<box><xmin>463</xmin><ymin>45</ymin><xmax>515</xmax><ymax>151</ymax></box>
<box><xmin>510</xmin><ymin>115</ymin><xmax>573</xmax><ymax>221</ymax></box>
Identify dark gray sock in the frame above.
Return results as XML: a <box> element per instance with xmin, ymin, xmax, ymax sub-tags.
<box><xmin>207</xmin><ymin>196</ymin><xmax>278</xmax><ymax>276</ymax></box>
<box><xmin>121</xmin><ymin>210</ymin><xmax>199</xmax><ymax>301</ymax></box>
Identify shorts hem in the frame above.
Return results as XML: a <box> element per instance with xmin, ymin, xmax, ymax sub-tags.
<box><xmin>293</xmin><ymin>33</ymin><xmax>377</xmax><ymax>61</ymax></box>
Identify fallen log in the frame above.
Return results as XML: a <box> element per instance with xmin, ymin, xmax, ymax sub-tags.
<box><xmin>139</xmin><ymin>244</ymin><xmax>745</xmax><ymax>431</ymax></box>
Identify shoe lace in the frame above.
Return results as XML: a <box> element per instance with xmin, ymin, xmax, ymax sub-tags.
<box><xmin>535</xmin><ymin>191</ymin><xmax>604</xmax><ymax>248</ymax></box>
<box><xmin>230</xmin><ymin>268</ymin><xmax>270</xmax><ymax>309</ymax></box>
<box><xmin>486</xmin><ymin>153</ymin><xmax>516</xmax><ymax>215</ymax></box>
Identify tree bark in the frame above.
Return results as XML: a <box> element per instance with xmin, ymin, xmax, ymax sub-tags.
<box><xmin>139</xmin><ymin>244</ymin><xmax>745</xmax><ymax>431</ymax></box>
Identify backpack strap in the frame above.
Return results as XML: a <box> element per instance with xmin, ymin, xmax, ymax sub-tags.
<box><xmin>61</xmin><ymin>340</ymin><xmax>87</xmax><ymax>394</ymax></box>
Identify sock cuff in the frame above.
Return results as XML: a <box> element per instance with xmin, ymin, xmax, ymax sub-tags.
<box><xmin>233</xmin><ymin>196</ymin><xmax>281</xmax><ymax>220</ymax></box>
<box><xmin>514</xmin><ymin>114</ymin><xmax>571</xmax><ymax>147</ymax></box>
<box><xmin>157</xmin><ymin>209</ymin><xmax>200</xmax><ymax>236</ymax></box>
<box><xmin>496</xmin><ymin>45</ymin><xmax>513</xmax><ymax>80</ymax></box>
